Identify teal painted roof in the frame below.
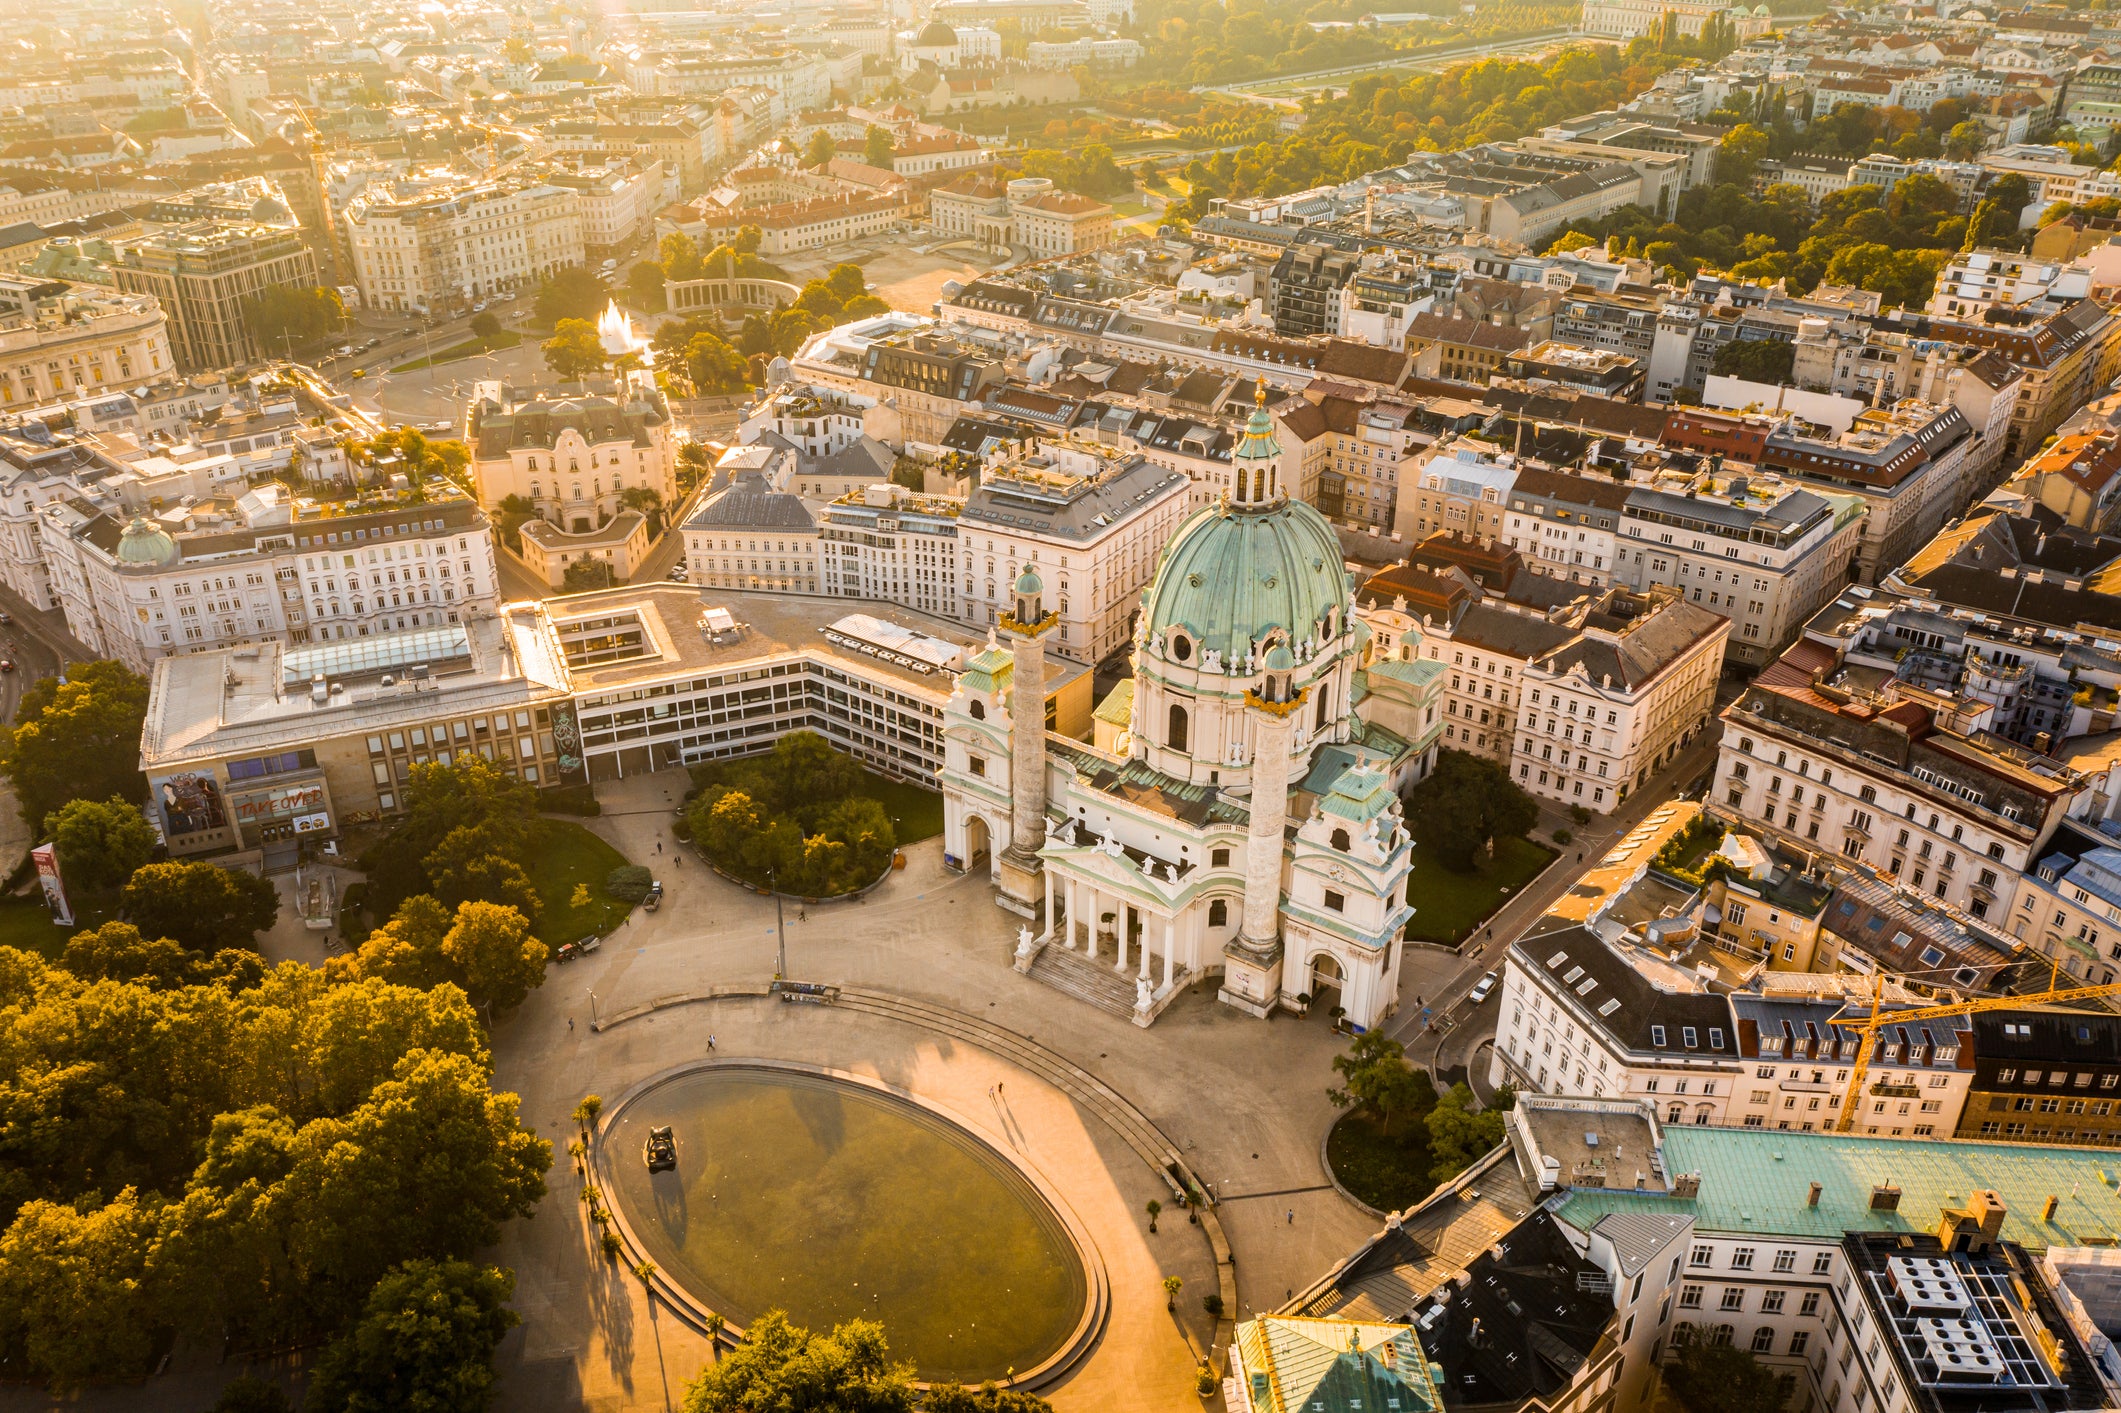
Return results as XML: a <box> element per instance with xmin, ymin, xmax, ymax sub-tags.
<box><xmin>1234</xmin><ymin>393</ymin><xmax>1283</xmax><ymax>463</ymax></box>
<box><xmin>1237</xmin><ymin>1317</ymin><xmax>1440</xmax><ymax>1413</ymax></box>
<box><xmin>116</xmin><ymin>516</ymin><xmax>178</xmax><ymax>565</ymax></box>
<box><xmin>1142</xmin><ymin>498</ymin><xmax>1349</xmax><ymax>665</ymax></box>
<box><xmin>959</xmin><ymin>644</ymin><xmax>1011</xmax><ymax>695</ymax></box>
<box><xmin>1093</xmin><ymin>677</ymin><xmax>1134</xmax><ymax>726</ymax></box>
<box><xmin>1556</xmin><ymin>1126</ymin><xmax>2121</xmax><ymax>1251</ymax></box>
<box><xmin>1318</xmin><ymin>762</ymin><xmax>1397</xmax><ymax>824</ymax></box>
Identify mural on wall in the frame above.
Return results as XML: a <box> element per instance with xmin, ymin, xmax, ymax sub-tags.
<box><xmin>153</xmin><ymin>771</ymin><xmax>229</xmax><ymax>839</ymax></box>
<box><xmin>550</xmin><ymin>699</ymin><xmax>586</xmax><ymax>783</ymax></box>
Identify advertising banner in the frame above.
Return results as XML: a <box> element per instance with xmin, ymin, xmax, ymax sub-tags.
<box><xmin>30</xmin><ymin>843</ymin><xmax>71</xmax><ymax>927</ymax></box>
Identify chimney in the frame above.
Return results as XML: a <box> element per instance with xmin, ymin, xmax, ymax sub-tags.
<box><xmin>1468</xmin><ymin>1318</ymin><xmax>1485</xmax><ymax>1348</ymax></box>
<box><xmin>2044</xmin><ymin>1193</ymin><xmax>2060</xmax><ymax>1222</ymax></box>
<box><xmin>1672</xmin><ymin>1172</ymin><xmax>1702</xmax><ymax>1200</ymax></box>
<box><xmin>1971</xmin><ymin>1191</ymin><xmax>2007</xmax><ymax>1241</ymax></box>
<box><xmin>1808</xmin><ymin>1181</ymin><xmax>1822</xmax><ymax>1207</ymax></box>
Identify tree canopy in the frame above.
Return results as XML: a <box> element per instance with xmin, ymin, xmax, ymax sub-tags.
<box><xmin>359</xmin><ymin>758</ymin><xmax>539</xmax><ymax>921</ymax></box>
<box><xmin>243</xmin><ymin>285</ymin><xmax>347</xmax><ymax>354</ymax></box>
<box><xmin>306</xmin><ymin>1259</ymin><xmax>519</xmax><ymax>1413</ymax></box>
<box><xmin>337</xmin><ymin>896</ymin><xmax>548</xmax><ymax>1011</ymax></box>
<box><xmin>681</xmin><ymin>1310</ymin><xmax>917</xmax><ymax>1413</ymax></box>
<box><xmin>121</xmin><ymin>861</ymin><xmax>280</xmax><ymax>953</ymax></box>
<box><xmin>685</xmin><ymin>733</ymin><xmax>898</xmax><ymax>895</ymax></box>
<box><xmin>533</xmin><ymin>266</ymin><xmax>607</xmax><ymax>326</ymax></box>
<box><xmin>1664</xmin><ymin>1341</ymin><xmax>1788</xmax><ymax>1413</ymax></box>
<box><xmin>0</xmin><ymin>659</ymin><xmax>151</xmax><ymax>835</ymax></box>
<box><xmin>1425</xmin><ymin>1083</ymin><xmax>1514</xmax><ymax>1185</ymax></box>
<box><xmin>542</xmin><ymin>318</ymin><xmax>606</xmax><ymax>380</ymax></box>
<box><xmin>0</xmin><ymin>948</ymin><xmax>546</xmax><ymax>1387</ymax></box>
<box><xmin>1328</xmin><ymin>1030</ymin><xmax>1436</xmax><ymax>1135</ymax></box>
<box><xmin>49</xmin><ymin>796</ymin><xmax>157</xmax><ymax>895</ymax></box>
<box><xmin>1407</xmin><ymin>751</ymin><xmax>1538</xmax><ymax>873</ymax></box>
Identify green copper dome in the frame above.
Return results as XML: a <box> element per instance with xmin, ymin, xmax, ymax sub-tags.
<box><xmin>115</xmin><ymin>516</ymin><xmax>178</xmax><ymax>566</ymax></box>
<box><xmin>1014</xmin><ymin>564</ymin><xmax>1043</xmax><ymax>596</ymax></box>
<box><xmin>1142</xmin><ymin>498</ymin><xmax>1348</xmax><ymax>667</ymax></box>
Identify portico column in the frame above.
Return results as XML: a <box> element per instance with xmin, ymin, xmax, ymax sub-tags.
<box><xmin>1043</xmin><ymin>868</ymin><xmax>1054</xmax><ymax>937</ymax></box>
<box><xmin>1064</xmin><ymin>876</ymin><xmax>1078</xmax><ymax>947</ymax></box>
<box><xmin>1084</xmin><ymin>890</ymin><xmax>1097</xmax><ymax>960</ymax></box>
<box><xmin>1138</xmin><ymin>922</ymin><xmax>1151</xmax><ymax>980</ymax></box>
<box><xmin>1116</xmin><ymin>908</ymin><xmax>1130</xmax><ymax>972</ymax></box>
<box><xmin>1162</xmin><ymin>916</ymin><xmax>1175</xmax><ymax>989</ymax></box>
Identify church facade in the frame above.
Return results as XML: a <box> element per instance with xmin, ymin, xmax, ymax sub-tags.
<box><xmin>939</xmin><ymin>391</ymin><xmax>1447</xmax><ymax>1030</ymax></box>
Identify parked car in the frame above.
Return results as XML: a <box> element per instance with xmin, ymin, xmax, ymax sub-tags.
<box><xmin>0</xmin><ymin>611</ymin><xmax>14</xmax><ymax>625</ymax></box>
<box><xmin>643</xmin><ymin>880</ymin><xmax>664</xmax><ymax>912</ymax></box>
<box><xmin>363</xmin><ymin>337</ymin><xmax>382</xmax><ymax>349</ymax></box>
<box><xmin>644</xmin><ymin>1125</ymin><xmax>676</xmax><ymax>1172</ymax></box>
<box><xmin>472</xmin><ymin>300</ymin><xmax>487</xmax><ymax>313</ymax></box>
<box><xmin>667</xmin><ymin>565</ymin><xmax>689</xmax><ymax>582</ymax></box>
<box><xmin>1466</xmin><ymin>971</ymin><xmax>1498</xmax><ymax>1005</ymax></box>
<box><xmin>0</xmin><ymin>660</ymin><xmax>14</xmax><ymax>674</ymax></box>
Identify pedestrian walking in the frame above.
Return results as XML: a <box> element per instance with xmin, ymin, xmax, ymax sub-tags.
<box><xmin>657</xmin><ymin>842</ymin><xmax>663</xmax><ymax>854</ymax></box>
<box><xmin>708</xmin><ymin>1034</ymin><xmax>717</xmax><ymax>1051</ymax></box>
<box><xmin>568</xmin><ymin>1017</ymin><xmax>575</xmax><ymax>1032</ymax></box>
<box><xmin>1286</xmin><ymin>1208</ymin><xmax>1295</xmax><ymax>1225</ymax></box>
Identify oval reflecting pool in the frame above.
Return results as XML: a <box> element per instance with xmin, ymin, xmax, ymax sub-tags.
<box><xmin>605</xmin><ymin>1066</ymin><xmax>1089</xmax><ymax>1384</ymax></box>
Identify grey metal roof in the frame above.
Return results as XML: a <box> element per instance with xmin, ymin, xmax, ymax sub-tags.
<box><xmin>683</xmin><ymin>474</ymin><xmax>815</xmax><ymax>532</ymax></box>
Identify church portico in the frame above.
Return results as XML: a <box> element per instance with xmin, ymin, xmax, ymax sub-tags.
<box><xmin>940</xmin><ymin>382</ymin><xmax>1446</xmax><ymax>1034</ymax></box>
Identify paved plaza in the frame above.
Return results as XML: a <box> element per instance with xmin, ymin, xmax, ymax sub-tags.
<box><xmin>484</xmin><ymin>768</ymin><xmax>1391</xmax><ymax>1413</ymax></box>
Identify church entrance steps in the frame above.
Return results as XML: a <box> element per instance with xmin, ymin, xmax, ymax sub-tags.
<box><xmin>1027</xmin><ymin>938</ymin><xmax>1151</xmax><ymax>1023</ymax></box>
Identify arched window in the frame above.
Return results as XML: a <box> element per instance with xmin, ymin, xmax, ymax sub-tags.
<box><xmin>1331</xmin><ymin>828</ymin><xmax>1350</xmax><ymax>851</ymax></box>
<box><xmin>1168</xmin><ymin>703</ymin><xmax>1189</xmax><ymax>752</ymax></box>
<box><xmin>1170</xmin><ymin>633</ymin><xmax>1191</xmax><ymax>663</ymax></box>
<box><xmin>1208</xmin><ymin>899</ymin><xmax>1227</xmax><ymax>927</ymax></box>
<box><xmin>970</xmin><ymin>699</ymin><xmax>985</xmax><ymax>720</ymax></box>
<box><xmin>1315</xmin><ymin>683</ymin><xmax>1330</xmax><ymax>731</ymax></box>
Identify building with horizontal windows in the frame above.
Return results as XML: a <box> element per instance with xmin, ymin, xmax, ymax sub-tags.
<box><xmin>111</xmin><ymin>222</ymin><xmax>319</xmax><ymax>373</ymax></box>
<box><xmin>1956</xmin><ymin>1011</ymin><xmax>2121</xmax><ymax>1146</ymax></box>
<box><xmin>39</xmin><ymin>485</ymin><xmax>499</xmax><ymax>674</ymax></box>
<box><xmin>138</xmin><ymin>586</ymin><xmax>1096</xmax><ymax>864</ymax></box>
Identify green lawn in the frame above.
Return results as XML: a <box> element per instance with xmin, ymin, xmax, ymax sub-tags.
<box><xmin>521</xmin><ymin>818</ymin><xmax>637</xmax><ymax>943</ymax></box>
<box><xmin>391</xmin><ymin>330</ymin><xmax>522</xmax><ymax>372</ymax></box>
<box><xmin>1325</xmin><ymin>1109</ymin><xmax>1436</xmax><ymax>1213</ymax></box>
<box><xmin>0</xmin><ymin>897</ymin><xmax>74</xmax><ymax>961</ymax></box>
<box><xmin>1404</xmin><ymin>835</ymin><xmax>1555</xmax><ymax>945</ymax></box>
<box><xmin>860</xmin><ymin>771</ymin><xmax>944</xmax><ymax>843</ymax></box>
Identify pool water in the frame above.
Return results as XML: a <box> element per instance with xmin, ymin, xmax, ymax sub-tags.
<box><xmin>606</xmin><ymin>1067</ymin><xmax>1088</xmax><ymax>1384</ymax></box>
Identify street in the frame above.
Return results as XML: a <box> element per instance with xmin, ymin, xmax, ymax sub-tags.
<box><xmin>1383</xmin><ymin>725</ymin><xmax>1727</xmax><ymax>1101</ymax></box>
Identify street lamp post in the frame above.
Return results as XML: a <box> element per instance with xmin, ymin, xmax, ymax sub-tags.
<box><xmin>771</xmin><ymin>867</ymin><xmax>786</xmax><ymax>980</ymax></box>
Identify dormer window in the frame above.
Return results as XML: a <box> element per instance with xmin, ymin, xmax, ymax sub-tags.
<box><xmin>1169</xmin><ymin>632</ymin><xmax>1191</xmax><ymax>663</ymax></box>
<box><xmin>1652</xmin><ymin>1025</ymin><xmax>1668</xmax><ymax>1047</ymax></box>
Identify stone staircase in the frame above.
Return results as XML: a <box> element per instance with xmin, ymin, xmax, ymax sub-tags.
<box><xmin>1027</xmin><ymin>940</ymin><xmax>1144</xmax><ymax>1021</ymax></box>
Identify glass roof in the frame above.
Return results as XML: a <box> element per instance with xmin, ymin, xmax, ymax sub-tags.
<box><xmin>282</xmin><ymin>625</ymin><xmax>472</xmax><ymax>685</ymax></box>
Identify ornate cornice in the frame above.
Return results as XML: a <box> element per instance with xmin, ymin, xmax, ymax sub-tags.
<box><xmin>999</xmin><ymin>609</ymin><xmax>1058</xmax><ymax>637</ymax></box>
<box><xmin>1244</xmin><ymin>685</ymin><xmax>1310</xmax><ymax>717</ymax></box>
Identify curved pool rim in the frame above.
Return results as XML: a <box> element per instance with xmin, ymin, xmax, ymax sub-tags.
<box><xmin>592</xmin><ymin>1057</ymin><xmax>1110</xmax><ymax>1390</ymax></box>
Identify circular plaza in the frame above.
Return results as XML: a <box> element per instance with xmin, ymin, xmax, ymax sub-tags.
<box><xmin>598</xmin><ymin>1060</ymin><xmax>1102</xmax><ymax>1387</ymax></box>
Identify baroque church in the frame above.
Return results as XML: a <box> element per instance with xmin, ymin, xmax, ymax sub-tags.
<box><xmin>939</xmin><ymin>390</ymin><xmax>1448</xmax><ymax>1030</ymax></box>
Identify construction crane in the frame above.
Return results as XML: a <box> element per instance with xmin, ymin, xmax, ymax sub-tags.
<box><xmin>1830</xmin><ymin>972</ymin><xmax>2121</xmax><ymax>1133</ymax></box>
